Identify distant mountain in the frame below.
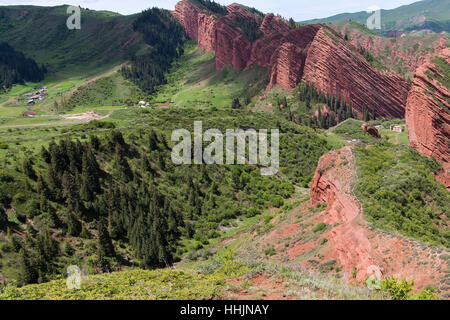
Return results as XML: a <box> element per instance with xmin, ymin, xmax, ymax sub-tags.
<box><xmin>303</xmin><ymin>0</ymin><xmax>450</xmax><ymax>34</ymax></box>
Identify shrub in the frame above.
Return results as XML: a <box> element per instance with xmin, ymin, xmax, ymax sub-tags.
<box><xmin>270</xmin><ymin>196</ymin><xmax>284</xmax><ymax>208</ymax></box>
<box><xmin>264</xmin><ymin>247</ymin><xmax>276</xmax><ymax>256</ymax></box>
<box><xmin>381</xmin><ymin>277</ymin><xmax>414</xmax><ymax>300</ymax></box>
<box><xmin>246</xmin><ymin>208</ymin><xmax>260</xmax><ymax>218</ymax></box>
<box><xmin>313</xmin><ymin>222</ymin><xmax>327</xmax><ymax>233</ymax></box>
<box><xmin>355</xmin><ymin>143</ymin><xmax>450</xmax><ymax>247</ymax></box>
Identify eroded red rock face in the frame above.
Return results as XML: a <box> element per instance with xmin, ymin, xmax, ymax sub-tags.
<box><xmin>260</xmin><ymin>13</ymin><xmax>290</xmax><ymax>36</ymax></box>
<box><xmin>172</xmin><ymin>0</ymin><xmax>217</xmax><ymax>52</ymax></box>
<box><xmin>362</xmin><ymin>123</ymin><xmax>381</xmax><ymax>138</ymax></box>
<box><xmin>172</xmin><ymin>0</ymin><xmax>410</xmax><ymax>118</ymax></box>
<box><xmin>215</xmin><ymin>19</ymin><xmax>252</xmax><ymax>70</ymax></box>
<box><xmin>307</xmin><ymin>147</ymin><xmax>449</xmax><ymax>290</ymax></box>
<box><xmin>197</xmin><ymin>13</ymin><xmax>217</xmax><ymax>52</ymax></box>
<box><xmin>334</xmin><ymin>24</ymin><xmax>448</xmax><ymax>75</ymax></box>
<box><xmin>302</xmin><ymin>27</ymin><xmax>409</xmax><ymax>118</ymax></box>
<box><xmin>406</xmin><ymin>48</ymin><xmax>450</xmax><ymax>188</ymax></box>
<box><xmin>268</xmin><ymin>42</ymin><xmax>306</xmax><ymax>89</ymax></box>
<box><xmin>172</xmin><ymin>0</ymin><xmax>200</xmax><ymax>40</ymax></box>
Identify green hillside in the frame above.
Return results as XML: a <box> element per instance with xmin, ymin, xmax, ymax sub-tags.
<box><xmin>0</xmin><ymin>5</ymin><xmax>146</xmax><ymax>78</ymax></box>
<box><xmin>0</xmin><ymin>1</ymin><xmax>448</xmax><ymax>301</ymax></box>
<box><xmin>304</xmin><ymin>0</ymin><xmax>450</xmax><ymax>34</ymax></box>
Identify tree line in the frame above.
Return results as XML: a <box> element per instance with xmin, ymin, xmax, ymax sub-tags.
<box><xmin>121</xmin><ymin>8</ymin><xmax>186</xmax><ymax>94</ymax></box>
<box><xmin>0</xmin><ymin>42</ymin><xmax>46</xmax><ymax>92</ymax></box>
<box><xmin>1</xmin><ymin>125</ymin><xmax>296</xmax><ymax>285</ymax></box>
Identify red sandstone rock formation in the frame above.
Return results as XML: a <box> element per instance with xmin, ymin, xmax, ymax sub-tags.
<box><xmin>260</xmin><ymin>13</ymin><xmax>290</xmax><ymax>36</ymax></box>
<box><xmin>172</xmin><ymin>0</ymin><xmax>410</xmax><ymax>118</ymax></box>
<box><xmin>406</xmin><ymin>48</ymin><xmax>450</xmax><ymax>189</ymax></box>
<box><xmin>197</xmin><ymin>13</ymin><xmax>217</xmax><ymax>52</ymax></box>
<box><xmin>334</xmin><ymin>23</ymin><xmax>448</xmax><ymax>75</ymax></box>
<box><xmin>302</xmin><ymin>27</ymin><xmax>409</xmax><ymax>118</ymax></box>
<box><xmin>306</xmin><ymin>147</ymin><xmax>449</xmax><ymax>290</ymax></box>
<box><xmin>226</xmin><ymin>3</ymin><xmax>261</xmax><ymax>22</ymax></box>
<box><xmin>215</xmin><ymin>19</ymin><xmax>252</xmax><ymax>70</ymax></box>
<box><xmin>172</xmin><ymin>0</ymin><xmax>200</xmax><ymax>40</ymax></box>
<box><xmin>362</xmin><ymin>123</ymin><xmax>381</xmax><ymax>138</ymax></box>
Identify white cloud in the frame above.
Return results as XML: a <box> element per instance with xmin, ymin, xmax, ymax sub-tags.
<box><xmin>0</xmin><ymin>0</ymin><xmax>419</xmax><ymax>20</ymax></box>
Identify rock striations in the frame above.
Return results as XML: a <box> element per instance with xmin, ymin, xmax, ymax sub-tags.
<box><xmin>406</xmin><ymin>48</ymin><xmax>450</xmax><ymax>188</ymax></box>
<box><xmin>172</xmin><ymin>0</ymin><xmax>410</xmax><ymax>118</ymax></box>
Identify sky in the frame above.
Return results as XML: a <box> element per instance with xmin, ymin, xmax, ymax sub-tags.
<box><xmin>0</xmin><ymin>0</ymin><xmax>421</xmax><ymax>21</ymax></box>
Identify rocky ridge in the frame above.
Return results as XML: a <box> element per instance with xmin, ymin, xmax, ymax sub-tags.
<box><xmin>171</xmin><ymin>0</ymin><xmax>410</xmax><ymax>118</ymax></box>
<box><xmin>405</xmin><ymin>47</ymin><xmax>450</xmax><ymax>188</ymax></box>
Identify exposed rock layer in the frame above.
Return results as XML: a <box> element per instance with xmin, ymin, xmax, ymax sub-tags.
<box><xmin>405</xmin><ymin>48</ymin><xmax>450</xmax><ymax>188</ymax></box>
<box><xmin>308</xmin><ymin>147</ymin><xmax>449</xmax><ymax>290</ymax></box>
<box><xmin>172</xmin><ymin>0</ymin><xmax>409</xmax><ymax>118</ymax></box>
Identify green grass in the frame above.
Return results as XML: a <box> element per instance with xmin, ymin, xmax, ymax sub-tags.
<box><xmin>0</xmin><ymin>249</ymin><xmax>250</xmax><ymax>300</ymax></box>
<box><xmin>355</xmin><ymin>142</ymin><xmax>450</xmax><ymax>247</ymax></box>
<box><xmin>0</xmin><ymin>6</ymin><xmax>146</xmax><ymax>78</ymax></box>
<box><xmin>62</xmin><ymin>71</ymin><xmax>143</xmax><ymax>111</ymax></box>
<box><xmin>332</xmin><ymin>119</ymin><xmax>376</xmax><ymax>143</ymax></box>
<box><xmin>0</xmin><ymin>66</ymin><xmax>138</xmax><ymax>128</ymax></box>
<box><xmin>427</xmin><ymin>57</ymin><xmax>450</xmax><ymax>89</ymax></box>
<box><xmin>152</xmin><ymin>41</ymin><xmax>269</xmax><ymax>109</ymax></box>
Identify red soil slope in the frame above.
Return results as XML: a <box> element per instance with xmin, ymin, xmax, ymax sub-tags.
<box><xmin>237</xmin><ymin>147</ymin><xmax>449</xmax><ymax>294</ymax></box>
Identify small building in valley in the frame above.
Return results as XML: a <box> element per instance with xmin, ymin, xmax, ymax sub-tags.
<box><xmin>390</xmin><ymin>125</ymin><xmax>405</xmax><ymax>133</ymax></box>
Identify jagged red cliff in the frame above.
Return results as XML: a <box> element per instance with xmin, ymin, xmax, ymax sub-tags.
<box><xmin>172</xmin><ymin>0</ymin><xmax>409</xmax><ymax>118</ymax></box>
<box><xmin>406</xmin><ymin>48</ymin><xmax>450</xmax><ymax>188</ymax></box>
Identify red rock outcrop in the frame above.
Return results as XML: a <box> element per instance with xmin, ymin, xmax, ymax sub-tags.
<box><xmin>197</xmin><ymin>13</ymin><xmax>217</xmax><ymax>52</ymax></box>
<box><xmin>333</xmin><ymin>22</ymin><xmax>448</xmax><ymax>75</ymax></box>
<box><xmin>252</xmin><ymin>25</ymin><xmax>320</xmax><ymax>88</ymax></box>
<box><xmin>362</xmin><ymin>123</ymin><xmax>381</xmax><ymax>138</ymax></box>
<box><xmin>226</xmin><ymin>3</ymin><xmax>261</xmax><ymax>22</ymax></box>
<box><xmin>172</xmin><ymin>0</ymin><xmax>200</xmax><ymax>40</ymax></box>
<box><xmin>302</xmin><ymin>27</ymin><xmax>409</xmax><ymax>118</ymax></box>
<box><xmin>268</xmin><ymin>42</ymin><xmax>306</xmax><ymax>89</ymax></box>
<box><xmin>172</xmin><ymin>0</ymin><xmax>217</xmax><ymax>52</ymax></box>
<box><xmin>406</xmin><ymin>48</ymin><xmax>450</xmax><ymax>188</ymax></box>
<box><xmin>215</xmin><ymin>19</ymin><xmax>252</xmax><ymax>70</ymax></box>
<box><xmin>172</xmin><ymin>0</ymin><xmax>410</xmax><ymax>119</ymax></box>
<box><xmin>305</xmin><ymin>147</ymin><xmax>449</xmax><ymax>290</ymax></box>
<box><xmin>260</xmin><ymin>13</ymin><xmax>290</xmax><ymax>36</ymax></box>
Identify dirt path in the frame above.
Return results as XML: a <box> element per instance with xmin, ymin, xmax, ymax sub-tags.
<box><xmin>56</xmin><ymin>65</ymin><xmax>124</xmax><ymax>104</ymax></box>
<box><xmin>0</xmin><ymin>111</ymin><xmax>114</xmax><ymax>129</ymax></box>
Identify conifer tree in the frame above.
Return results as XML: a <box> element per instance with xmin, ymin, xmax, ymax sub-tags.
<box><xmin>19</xmin><ymin>249</ymin><xmax>38</xmax><ymax>285</ymax></box>
<box><xmin>149</xmin><ymin>130</ymin><xmax>159</xmax><ymax>151</ymax></box>
<box><xmin>97</xmin><ymin>218</ymin><xmax>115</xmax><ymax>257</ymax></box>
<box><xmin>0</xmin><ymin>207</ymin><xmax>7</xmax><ymax>229</ymax></box>
<box><xmin>231</xmin><ymin>98</ymin><xmax>241</xmax><ymax>109</ymax></box>
<box><xmin>23</xmin><ymin>158</ymin><xmax>37</xmax><ymax>180</ymax></box>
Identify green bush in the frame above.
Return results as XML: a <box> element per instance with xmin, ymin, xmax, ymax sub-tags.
<box><xmin>355</xmin><ymin>143</ymin><xmax>449</xmax><ymax>247</ymax></box>
<box><xmin>264</xmin><ymin>247</ymin><xmax>276</xmax><ymax>256</ymax></box>
<box><xmin>313</xmin><ymin>222</ymin><xmax>327</xmax><ymax>233</ymax></box>
<box><xmin>270</xmin><ymin>195</ymin><xmax>284</xmax><ymax>208</ymax></box>
<box><xmin>380</xmin><ymin>277</ymin><xmax>439</xmax><ymax>300</ymax></box>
